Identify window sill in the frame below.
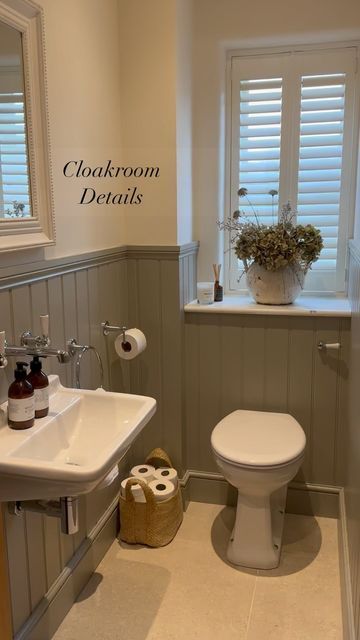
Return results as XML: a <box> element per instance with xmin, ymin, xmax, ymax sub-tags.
<box><xmin>184</xmin><ymin>295</ymin><xmax>351</xmax><ymax>318</ymax></box>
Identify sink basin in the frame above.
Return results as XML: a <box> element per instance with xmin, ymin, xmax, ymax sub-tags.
<box><xmin>0</xmin><ymin>375</ymin><xmax>156</xmax><ymax>501</ymax></box>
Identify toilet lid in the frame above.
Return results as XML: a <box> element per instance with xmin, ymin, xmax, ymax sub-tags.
<box><xmin>211</xmin><ymin>410</ymin><xmax>306</xmax><ymax>467</ymax></box>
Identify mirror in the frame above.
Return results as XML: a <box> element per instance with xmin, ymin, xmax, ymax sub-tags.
<box><xmin>0</xmin><ymin>21</ymin><xmax>31</xmax><ymax>220</ymax></box>
<box><xmin>0</xmin><ymin>0</ymin><xmax>55</xmax><ymax>252</ymax></box>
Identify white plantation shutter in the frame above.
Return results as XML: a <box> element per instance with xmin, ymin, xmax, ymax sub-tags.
<box><xmin>239</xmin><ymin>78</ymin><xmax>282</xmax><ymax>224</ymax></box>
<box><xmin>297</xmin><ymin>74</ymin><xmax>345</xmax><ymax>275</ymax></box>
<box><xmin>0</xmin><ymin>91</ymin><xmax>31</xmax><ymax>218</ymax></box>
<box><xmin>229</xmin><ymin>48</ymin><xmax>358</xmax><ymax>293</ymax></box>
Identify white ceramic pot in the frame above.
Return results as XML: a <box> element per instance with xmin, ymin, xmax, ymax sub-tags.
<box><xmin>246</xmin><ymin>262</ymin><xmax>305</xmax><ymax>305</ymax></box>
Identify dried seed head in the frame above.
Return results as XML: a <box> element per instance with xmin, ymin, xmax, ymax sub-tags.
<box><xmin>237</xmin><ymin>187</ymin><xmax>248</xmax><ymax>197</ymax></box>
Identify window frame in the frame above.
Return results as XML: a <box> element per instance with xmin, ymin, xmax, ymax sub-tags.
<box><xmin>224</xmin><ymin>42</ymin><xmax>360</xmax><ymax>295</ymax></box>
<box><xmin>0</xmin><ymin>0</ymin><xmax>55</xmax><ymax>252</ymax></box>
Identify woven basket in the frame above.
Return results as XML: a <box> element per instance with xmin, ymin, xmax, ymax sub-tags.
<box><xmin>119</xmin><ymin>477</ymin><xmax>183</xmax><ymax>547</ymax></box>
<box><xmin>145</xmin><ymin>447</ymin><xmax>172</xmax><ymax>469</ymax></box>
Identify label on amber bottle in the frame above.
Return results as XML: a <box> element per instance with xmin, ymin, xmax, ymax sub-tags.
<box><xmin>8</xmin><ymin>396</ymin><xmax>35</xmax><ymax>422</ymax></box>
<box><xmin>34</xmin><ymin>387</ymin><xmax>49</xmax><ymax>411</ymax></box>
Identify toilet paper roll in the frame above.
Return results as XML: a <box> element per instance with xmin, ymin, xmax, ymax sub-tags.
<box><xmin>130</xmin><ymin>464</ymin><xmax>155</xmax><ymax>482</ymax></box>
<box><xmin>96</xmin><ymin>464</ymin><xmax>119</xmax><ymax>490</ymax></box>
<box><xmin>115</xmin><ymin>328</ymin><xmax>147</xmax><ymax>361</ymax></box>
<box><xmin>153</xmin><ymin>467</ymin><xmax>178</xmax><ymax>488</ymax></box>
<box><xmin>121</xmin><ymin>477</ymin><xmax>146</xmax><ymax>503</ymax></box>
<box><xmin>148</xmin><ymin>479</ymin><xmax>176</xmax><ymax>502</ymax></box>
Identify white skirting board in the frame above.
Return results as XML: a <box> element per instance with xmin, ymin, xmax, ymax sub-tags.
<box><xmin>14</xmin><ymin>497</ymin><xmax>119</xmax><ymax>640</ymax></box>
<box><xmin>338</xmin><ymin>489</ymin><xmax>356</xmax><ymax>640</ymax></box>
<box><xmin>180</xmin><ymin>470</ymin><xmax>340</xmax><ymax>518</ymax></box>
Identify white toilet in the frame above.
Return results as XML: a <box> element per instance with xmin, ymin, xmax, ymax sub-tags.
<box><xmin>211</xmin><ymin>410</ymin><xmax>306</xmax><ymax>569</ymax></box>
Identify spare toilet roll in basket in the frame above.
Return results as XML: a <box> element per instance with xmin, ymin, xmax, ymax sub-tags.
<box><xmin>119</xmin><ymin>448</ymin><xmax>183</xmax><ymax>547</ymax></box>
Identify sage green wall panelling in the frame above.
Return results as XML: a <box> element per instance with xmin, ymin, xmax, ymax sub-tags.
<box><xmin>74</xmin><ymin>269</ymin><xmax>92</xmax><ymax>391</ymax></box>
<box><xmin>0</xmin><ymin>243</ymin><xmax>198</xmax><ymax>636</ymax></box>
<box><xmin>0</xmin><ymin>290</ymin><xmax>14</xmax><ymax>411</ymax></box>
<box><xmin>346</xmin><ymin>244</ymin><xmax>360</xmax><ymax>637</ymax></box>
<box><xmin>0</xmin><ymin>254</ymin><xmax>129</xmax><ymax>636</ymax></box>
<box><xmin>127</xmin><ymin>257</ymin><xmax>182</xmax><ymax>471</ymax></box>
<box><xmin>160</xmin><ymin>259</ymin><xmax>182</xmax><ymax>467</ymax></box>
<box><xmin>125</xmin><ymin>246</ymin><xmax>197</xmax><ymax>473</ymax></box>
<box><xmin>335</xmin><ymin>321</ymin><xmax>350</xmax><ymax>487</ymax></box>
<box><xmin>312</xmin><ymin>318</ymin><xmax>344</xmax><ymax>484</ymax></box>
<box><xmin>134</xmin><ymin>259</ymin><xmax>163</xmax><ymax>459</ymax></box>
<box><xmin>184</xmin><ymin>312</ymin><xmax>350</xmax><ymax>485</ymax></box>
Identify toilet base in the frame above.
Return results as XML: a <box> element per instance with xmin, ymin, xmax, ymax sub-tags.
<box><xmin>227</xmin><ymin>486</ymin><xmax>287</xmax><ymax>569</ymax></box>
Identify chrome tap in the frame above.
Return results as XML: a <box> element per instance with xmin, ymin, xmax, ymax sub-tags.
<box><xmin>0</xmin><ymin>315</ymin><xmax>72</xmax><ymax>366</ymax></box>
<box><xmin>4</xmin><ymin>344</ymin><xmax>71</xmax><ymax>363</ymax></box>
<box><xmin>20</xmin><ymin>314</ymin><xmax>51</xmax><ymax>350</ymax></box>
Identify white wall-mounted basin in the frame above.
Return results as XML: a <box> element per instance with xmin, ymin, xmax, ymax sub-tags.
<box><xmin>0</xmin><ymin>376</ymin><xmax>156</xmax><ymax>501</ymax></box>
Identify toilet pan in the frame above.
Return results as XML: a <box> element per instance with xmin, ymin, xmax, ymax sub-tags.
<box><xmin>211</xmin><ymin>410</ymin><xmax>306</xmax><ymax>570</ymax></box>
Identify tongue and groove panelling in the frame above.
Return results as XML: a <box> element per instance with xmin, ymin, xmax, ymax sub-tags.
<box><xmin>0</xmin><ymin>251</ymin><xmax>129</xmax><ymax>635</ymax></box>
<box><xmin>184</xmin><ymin>311</ymin><xmax>350</xmax><ymax>486</ymax></box>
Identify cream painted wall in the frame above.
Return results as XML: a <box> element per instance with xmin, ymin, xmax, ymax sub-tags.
<box><xmin>176</xmin><ymin>0</ymin><xmax>193</xmax><ymax>245</ymax></box>
<box><xmin>0</xmin><ymin>0</ymin><xmax>192</xmax><ymax>272</ymax></box>
<box><xmin>0</xmin><ymin>0</ymin><xmax>126</xmax><ymax>272</ymax></box>
<box><xmin>192</xmin><ymin>0</ymin><xmax>360</xmax><ymax>282</ymax></box>
<box><xmin>4</xmin><ymin>0</ymin><xmax>357</xmax><ymax>273</ymax></box>
<box><xmin>42</xmin><ymin>0</ymin><xmax>125</xmax><ymax>260</ymax></box>
<box><xmin>118</xmin><ymin>0</ymin><xmax>178</xmax><ymax>245</ymax></box>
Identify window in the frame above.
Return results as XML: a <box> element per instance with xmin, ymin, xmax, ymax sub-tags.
<box><xmin>0</xmin><ymin>90</ymin><xmax>31</xmax><ymax>218</ymax></box>
<box><xmin>228</xmin><ymin>47</ymin><xmax>359</xmax><ymax>293</ymax></box>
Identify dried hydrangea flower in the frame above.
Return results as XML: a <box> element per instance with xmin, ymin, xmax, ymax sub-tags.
<box><xmin>237</xmin><ymin>187</ymin><xmax>248</xmax><ymax>197</ymax></box>
<box><xmin>268</xmin><ymin>189</ymin><xmax>278</xmax><ymax>197</ymax></box>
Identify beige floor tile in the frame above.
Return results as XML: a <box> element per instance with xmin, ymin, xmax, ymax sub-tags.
<box><xmin>52</xmin><ymin>557</ymin><xmax>172</xmax><ymax>640</ymax></box>
<box><xmin>282</xmin><ymin>513</ymin><xmax>338</xmax><ymax>557</ymax></box>
<box><xmin>54</xmin><ymin>504</ymin><xmax>256</xmax><ymax>640</ymax></box>
<box><xmin>53</xmin><ymin>503</ymin><xmax>342</xmax><ymax>640</ymax></box>
<box><xmin>247</xmin><ymin>547</ymin><xmax>342</xmax><ymax>639</ymax></box>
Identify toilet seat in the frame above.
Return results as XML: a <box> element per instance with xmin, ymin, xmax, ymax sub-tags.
<box><xmin>213</xmin><ymin>448</ymin><xmax>305</xmax><ymax>471</ymax></box>
<box><xmin>211</xmin><ymin>410</ymin><xmax>306</xmax><ymax>468</ymax></box>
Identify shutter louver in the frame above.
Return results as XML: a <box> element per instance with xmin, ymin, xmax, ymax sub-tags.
<box><xmin>0</xmin><ymin>92</ymin><xmax>31</xmax><ymax>218</ymax></box>
<box><xmin>296</xmin><ymin>74</ymin><xmax>345</xmax><ymax>271</ymax></box>
<box><xmin>238</xmin><ymin>78</ymin><xmax>282</xmax><ymax>224</ymax></box>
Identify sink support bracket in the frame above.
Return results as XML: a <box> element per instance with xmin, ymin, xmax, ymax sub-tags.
<box><xmin>8</xmin><ymin>497</ymin><xmax>79</xmax><ymax>535</ymax></box>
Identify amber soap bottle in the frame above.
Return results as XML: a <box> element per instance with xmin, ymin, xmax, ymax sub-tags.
<box><xmin>27</xmin><ymin>355</ymin><xmax>49</xmax><ymax>418</ymax></box>
<box><xmin>8</xmin><ymin>362</ymin><xmax>35</xmax><ymax>430</ymax></box>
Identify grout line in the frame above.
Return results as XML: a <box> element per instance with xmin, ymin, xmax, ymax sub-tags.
<box><xmin>245</xmin><ymin>573</ymin><xmax>258</xmax><ymax>639</ymax></box>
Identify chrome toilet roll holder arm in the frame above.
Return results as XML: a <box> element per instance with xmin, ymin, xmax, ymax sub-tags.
<box><xmin>101</xmin><ymin>321</ymin><xmax>127</xmax><ymax>344</ymax></box>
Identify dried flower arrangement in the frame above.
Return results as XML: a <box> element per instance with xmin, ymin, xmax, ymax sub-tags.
<box><xmin>219</xmin><ymin>188</ymin><xmax>323</xmax><ymax>274</ymax></box>
<box><xmin>4</xmin><ymin>200</ymin><xmax>26</xmax><ymax>218</ymax></box>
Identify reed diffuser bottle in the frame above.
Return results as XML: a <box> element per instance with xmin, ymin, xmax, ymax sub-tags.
<box><xmin>213</xmin><ymin>264</ymin><xmax>223</xmax><ymax>302</ymax></box>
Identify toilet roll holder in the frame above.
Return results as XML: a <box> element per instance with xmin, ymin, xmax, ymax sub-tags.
<box><xmin>101</xmin><ymin>321</ymin><xmax>127</xmax><ymax>344</ymax></box>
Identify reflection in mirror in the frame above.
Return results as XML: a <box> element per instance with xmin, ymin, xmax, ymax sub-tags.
<box><xmin>0</xmin><ymin>20</ymin><xmax>31</xmax><ymax>220</ymax></box>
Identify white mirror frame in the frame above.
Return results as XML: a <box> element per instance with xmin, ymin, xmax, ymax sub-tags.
<box><xmin>0</xmin><ymin>0</ymin><xmax>55</xmax><ymax>252</ymax></box>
